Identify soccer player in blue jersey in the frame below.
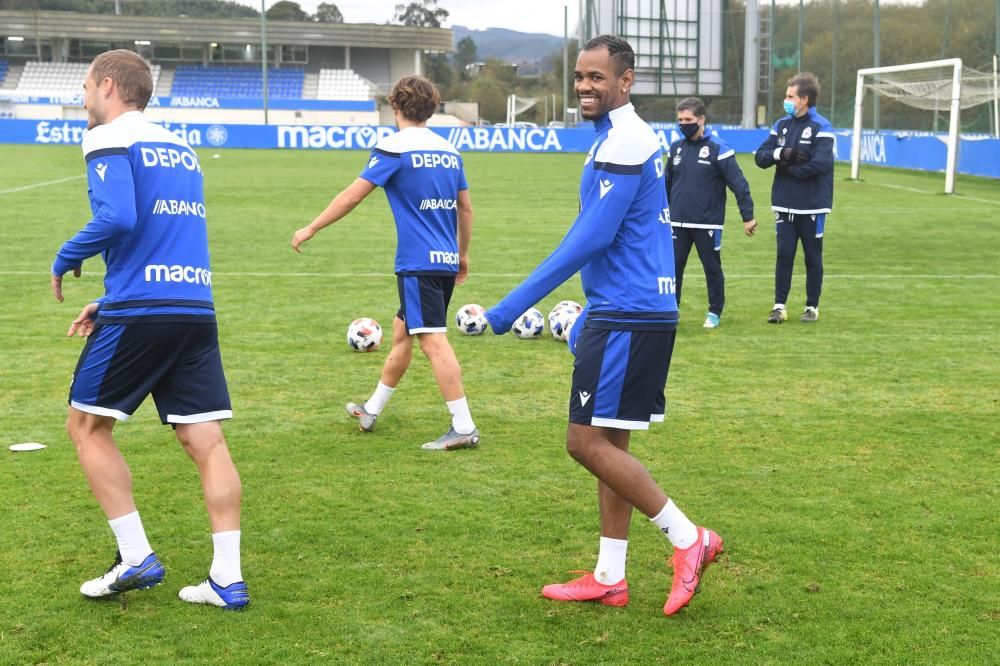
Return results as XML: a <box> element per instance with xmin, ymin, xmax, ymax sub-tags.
<box><xmin>484</xmin><ymin>35</ymin><xmax>722</xmax><ymax>616</ymax></box>
<box><xmin>50</xmin><ymin>50</ymin><xmax>248</xmax><ymax>610</ymax></box>
<box><xmin>755</xmin><ymin>73</ymin><xmax>835</xmax><ymax>323</ymax></box>
<box><xmin>292</xmin><ymin>75</ymin><xmax>478</xmax><ymax>451</ymax></box>
<box><xmin>666</xmin><ymin>97</ymin><xmax>757</xmax><ymax>329</ymax></box>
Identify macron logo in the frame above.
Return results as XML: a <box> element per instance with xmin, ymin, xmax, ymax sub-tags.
<box><xmin>368</xmin><ymin>156</ymin><xmax>379</xmax><ymax>168</ymax></box>
<box><xmin>599</xmin><ymin>179</ymin><xmax>614</xmax><ymax>199</ymax></box>
<box><xmin>95</xmin><ymin>163</ymin><xmax>108</xmax><ymax>181</ymax></box>
<box><xmin>578</xmin><ymin>391</ymin><xmax>592</xmax><ymax>407</ymax></box>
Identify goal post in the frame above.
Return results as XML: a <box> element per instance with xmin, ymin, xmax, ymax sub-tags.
<box><xmin>851</xmin><ymin>58</ymin><xmax>962</xmax><ymax>194</ymax></box>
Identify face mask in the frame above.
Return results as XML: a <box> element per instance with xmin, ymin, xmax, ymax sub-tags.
<box><xmin>679</xmin><ymin>122</ymin><xmax>700</xmax><ymax>139</ymax></box>
<box><xmin>783</xmin><ymin>100</ymin><xmax>798</xmax><ymax>115</ymax></box>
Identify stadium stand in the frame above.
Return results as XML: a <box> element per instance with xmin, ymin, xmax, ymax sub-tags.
<box><xmin>16</xmin><ymin>61</ymin><xmax>162</xmax><ymax>96</ymax></box>
<box><xmin>0</xmin><ymin>60</ymin><xmax>8</xmax><ymax>86</ymax></box>
<box><xmin>170</xmin><ymin>65</ymin><xmax>304</xmax><ymax>99</ymax></box>
<box><xmin>316</xmin><ymin>68</ymin><xmax>373</xmax><ymax>101</ymax></box>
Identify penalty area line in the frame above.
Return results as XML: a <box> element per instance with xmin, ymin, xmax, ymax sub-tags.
<box><xmin>0</xmin><ymin>175</ymin><xmax>85</xmax><ymax>196</ymax></box>
<box><xmin>873</xmin><ymin>182</ymin><xmax>1000</xmax><ymax>206</ymax></box>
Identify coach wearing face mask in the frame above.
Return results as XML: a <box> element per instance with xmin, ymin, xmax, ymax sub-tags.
<box><xmin>754</xmin><ymin>72</ymin><xmax>835</xmax><ymax>324</ymax></box>
<box><xmin>665</xmin><ymin>97</ymin><xmax>756</xmax><ymax>330</ymax></box>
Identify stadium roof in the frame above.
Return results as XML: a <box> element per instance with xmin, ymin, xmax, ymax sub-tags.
<box><xmin>0</xmin><ymin>10</ymin><xmax>453</xmax><ymax>51</ymax></box>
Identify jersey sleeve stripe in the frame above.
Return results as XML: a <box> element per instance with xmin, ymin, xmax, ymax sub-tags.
<box><xmin>592</xmin><ymin>161</ymin><xmax>643</xmax><ymax>175</ymax></box>
<box><xmin>717</xmin><ymin>149</ymin><xmax>735</xmax><ymax>160</ymax></box>
<box><xmin>816</xmin><ymin>131</ymin><xmax>836</xmax><ymax>139</ymax></box>
<box><xmin>85</xmin><ymin>147</ymin><xmax>129</xmax><ymax>162</ymax></box>
<box><xmin>374</xmin><ymin>147</ymin><xmax>401</xmax><ymax>157</ymax></box>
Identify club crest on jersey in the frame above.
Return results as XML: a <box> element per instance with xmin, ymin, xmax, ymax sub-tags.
<box><xmin>802</xmin><ymin>127</ymin><xmax>813</xmax><ymax>139</ymax></box>
<box><xmin>699</xmin><ymin>146</ymin><xmax>710</xmax><ymax>159</ymax></box>
<box><xmin>599</xmin><ymin>179</ymin><xmax>614</xmax><ymax>199</ymax></box>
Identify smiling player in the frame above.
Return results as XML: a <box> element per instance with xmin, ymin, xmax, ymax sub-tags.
<box><xmin>485</xmin><ymin>35</ymin><xmax>723</xmax><ymax>616</ymax></box>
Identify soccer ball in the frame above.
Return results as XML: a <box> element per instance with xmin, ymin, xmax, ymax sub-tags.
<box><xmin>512</xmin><ymin>307</ymin><xmax>545</xmax><ymax>339</ymax></box>
<box><xmin>347</xmin><ymin>317</ymin><xmax>382</xmax><ymax>352</ymax></box>
<box><xmin>549</xmin><ymin>307</ymin><xmax>581</xmax><ymax>342</ymax></box>
<box><xmin>553</xmin><ymin>300</ymin><xmax>583</xmax><ymax>314</ymax></box>
<box><xmin>455</xmin><ymin>303</ymin><xmax>488</xmax><ymax>335</ymax></box>
<box><xmin>548</xmin><ymin>301</ymin><xmax>582</xmax><ymax>340</ymax></box>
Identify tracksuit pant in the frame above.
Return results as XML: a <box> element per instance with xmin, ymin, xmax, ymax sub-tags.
<box><xmin>775</xmin><ymin>212</ymin><xmax>825</xmax><ymax>308</ymax></box>
<box><xmin>672</xmin><ymin>225</ymin><xmax>724</xmax><ymax>316</ymax></box>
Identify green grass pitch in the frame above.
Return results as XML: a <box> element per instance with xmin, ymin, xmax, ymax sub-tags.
<box><xmin>1</xmin><ymin>144</ymin><xmax>998</xmax><ymax>663</ymax></box>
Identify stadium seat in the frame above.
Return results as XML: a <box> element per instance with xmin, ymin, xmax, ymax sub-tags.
<box><xmin>15</xmin><ymin>61</ymin><xmax>161</xmax><ymax>97</ymax></box>
<box><xmin>169</xmin><ymin>65</ymin><xmax>304</xmax><ymax>99</ymax></box>
<box><xmin>316</xmin><ymin>68</ymin><xmax>374</xmax><ymax>101</ymax></box>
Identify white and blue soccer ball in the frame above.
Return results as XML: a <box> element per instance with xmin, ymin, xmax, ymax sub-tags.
<box><xmin>455</xmin><ymin>303</ymin><xmax>488</xmax><ymax>335</ymax></box>
<box><xmin>347</xmin><ymin>317</ymin><xmax>382</xmax><ymax>352</ymax></box>
<box><xmin>548</xmin><ymin>306</ymin><xmax>581</xmax><ymax>342</ymax></box>
<box><xmin>553</xmin><ymin>300</ymin><xmax>583</xmax><ymax>315</ymax></box>
<box><xmin>512</xmin><ymin>307</ymin><xmax>545</xmax><ymax>339</ymax></box>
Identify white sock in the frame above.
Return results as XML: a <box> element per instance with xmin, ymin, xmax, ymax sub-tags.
<box><xmin>594</xmin><ymin>536</ymin><xmax>628</xmax><ymax>585</ymax></box>
<box><xmin>651</xmin><ymin>500</ymin><xmax>699</xmax><ymax>549</ymax></box>
<box><xmin>108</xmin><ymin>511</ymin><xmax>153</xmax><ymax>566</ymax></box>
<box><xmin>773</xmin><ymin>303</ymin><xmax>786</xmax><ymax>310</ymax></box>
<box><xmin>364</xmin><ymin>382</ymin><xmax>395</xmax><ymax>415</ymax></box>
<box><xmin>446</xmin><ymin>396</ymin><xmax>475</xmax><ymax>434</ymax></box>
<box><xmin>209</xmin><ymin>530</ymin><xmax>243</xmax><ymax>587</ymax></box>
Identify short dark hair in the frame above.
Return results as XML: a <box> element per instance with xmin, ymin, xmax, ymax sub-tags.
<box><xmin>676</xmin><ymin>96</ymin><xmax>706</xmax><ymax>118</ymax></box>
<box><xmin>388</xmin><ymin>75</ymin><xmax>440</xmax><ymax>123</ymax></box>
<box><xmin>787</xmin><ymin>72</ymin><xmax>820</xmax><ymax>107</ymax></box>
<box><xmin>90</xmin><ymin>49</ymin><xmax>153</xmax><ymax>110</ymax></box>
<box><xmin>581</xmin><ymin>34</ymin><xmax>635</xmax><ymax>76</ymax></box>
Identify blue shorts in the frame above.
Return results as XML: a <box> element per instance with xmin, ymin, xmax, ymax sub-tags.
<box><xmin>569</xmin><ymin>325</ymin><xmax>676</xmax><ymax>430</ymax></box>
<box><xmin>396</xmin><ymin>274</ymin><xmax>455</xmax><ymax>335</ymax></box>
<box><xmin>69</xmin><ymin>321</ymin><xmax>232</xmax><ymax>424</ymax></box>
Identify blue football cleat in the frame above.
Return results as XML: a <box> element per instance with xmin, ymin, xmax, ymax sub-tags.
<box><xmin>80</xmin><ymin>551</ymin><xmax>165</xmax><ymax>598</ymax></box>
<box><xmin>179</xmin><ymin>577</ymin><xmax>250</xmax><ymax>611</ymax></box>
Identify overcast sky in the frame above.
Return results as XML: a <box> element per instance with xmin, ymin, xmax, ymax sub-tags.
<box><xmin>243</xmin><ymin>1</ymin><xmax>923</xmax><ymax>39</ymax></box>
<box><xmin>244</xmin><ymin>1</ymin><xmax>580</xmax><ymax>37</ymax></box>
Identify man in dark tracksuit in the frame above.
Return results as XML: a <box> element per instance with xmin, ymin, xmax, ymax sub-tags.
<box><xmin>755</xmin><ymin>72</ymin><xmax>834</xmax><ymax>323</ymax></box>
<box><xmin>666</xmin><ymin>97</ymin><xmax>756</xmax><ymax>329</ymax></box>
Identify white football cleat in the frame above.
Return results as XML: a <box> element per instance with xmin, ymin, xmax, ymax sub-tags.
<box><xmin>178</xmin><ymin>577</ymin><xmax>250</xmax><ymax>611</ymax></box>
<box><xmin>80</xmin><ymin>551</ymin><xmax>165</xmax><ymax>598</ymax></box>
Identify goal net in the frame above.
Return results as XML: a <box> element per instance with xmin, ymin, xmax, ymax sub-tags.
<box><xmin>850</xmin><ymin>58</ymin><xmax>998</xmax><ymax>194</ymax></box>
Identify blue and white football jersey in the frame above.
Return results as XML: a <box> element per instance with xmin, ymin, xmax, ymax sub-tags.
<box><xmin>52</xmin><ymin>111</ymin><xmax>215</xmax><ymax>321</ymax></box>
<box><xmin>486</xmin><ymin>103</ymin><xmax>677</xmax><ymax>334</ymax></box>
<box><xmin>359</xmin><ymin>127</ymin><xmax>468</xmax><ymax>275</ymax></box>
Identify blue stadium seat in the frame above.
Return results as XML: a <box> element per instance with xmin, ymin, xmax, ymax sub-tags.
<box><xmin>170</xmin><ymin>65</ymin><xmax>303</xmax><ymax>99</ymax></box>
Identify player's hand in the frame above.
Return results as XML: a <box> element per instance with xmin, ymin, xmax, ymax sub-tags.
<box><xmin>291</xmin><ymin>226</ymin><xmax>315</xmax><ymax>253</ymax></box>
<box><xmin>456</xmin><ymin>255</ymin><xmax>469</xmax><ymax>286</ymax></box>
<box><xmin>51</xmin><ymin>267</ymin><xmax>82</xmax><ymax>303</ymax></box>
<box><xmin>67</xmin><ymin>302</ymin><xmax>99</xmax><ymax>337</ymax></box>
<box><xmin>744</xmin><ymin>219</ymin><xmax>758</xmax><ymax>236</ymax></box>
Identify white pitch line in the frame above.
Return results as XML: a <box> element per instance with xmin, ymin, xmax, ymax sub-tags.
<box><xmin>0</xmin><ymin>175</ymin><xmax>85</xmax><ymax>196</ymax></box>
<box><xmin>873</xmin><ymin>182</ymin><xmax>1000</xmax><ymax>206</ymax></box>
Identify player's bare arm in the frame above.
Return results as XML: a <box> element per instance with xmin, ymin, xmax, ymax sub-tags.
<box><xmin>50</xmin><ymin>267</ymin><xmax>82</xmax><ymax>303</ymax></box>
<box><xmin>456</xmin><ymin>189</ymin><xmax>473</xmax><ymax>285</ymax></box>
<box><xmin>292</xmin><ymin>177</ymin><xmax>377</xmax><ymax>252</ymax></box>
